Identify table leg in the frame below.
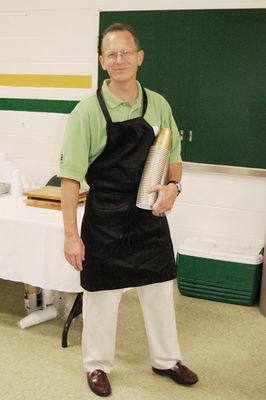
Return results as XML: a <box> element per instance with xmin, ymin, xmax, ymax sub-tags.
<box><xmin>62</xmin><ymin>292</ymin><xmax>83</xmax><ymax>347</ymax></box>
<box><xmin>259</xmin><ymin>239</ymin><xmax>266</xmax><ymax>316</ymax></box>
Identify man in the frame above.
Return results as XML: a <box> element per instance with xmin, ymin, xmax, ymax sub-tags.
<box><xmin>58</xmin><ymin>23</ymin><xmax>198</xmax><ymax>397</ymax></box>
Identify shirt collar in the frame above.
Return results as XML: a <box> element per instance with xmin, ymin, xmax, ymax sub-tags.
<box><xmin>101</xmin><ymin>79</ymin><xmax>143</xmax><ymax>109</ymax></box>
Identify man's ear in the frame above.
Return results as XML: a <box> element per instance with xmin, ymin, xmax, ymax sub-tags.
<box><xmin>137</xmin><ymin>50</ymin><xmax>144</xmax><ymax>67</ymax></box>
<box><xmin>99</xmin><ymin>55</ymin><xmax>107</xmax><ymax>71</ymax></box>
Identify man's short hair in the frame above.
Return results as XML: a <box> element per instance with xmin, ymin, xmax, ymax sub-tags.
<box><xmin>99</xmin><ymin>23</ymin><xmax>141</xmax><ymax>54</ymax></box>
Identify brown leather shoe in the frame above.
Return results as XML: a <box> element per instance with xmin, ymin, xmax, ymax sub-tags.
<box><xmin>152</xmin><ymin>361</ymin><xmax>198</xmax><ymax>386</ymax></box>
<box><xmin>86</xmin><ymin>370</ymin><xmax>111</xmax><ymax>397</ymax></box>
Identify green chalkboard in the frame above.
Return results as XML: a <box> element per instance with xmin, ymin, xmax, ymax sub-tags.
<box><xmin>99</xmin><ymin>9</ymin><xmax>266</xmax><ymax>169</ymax></box>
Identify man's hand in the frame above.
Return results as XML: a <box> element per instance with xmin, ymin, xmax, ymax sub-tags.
<box><xmin>64</xmin><ymin>234</ymin><xmax>85</xmax><ymax>271</ymax></box>
<box><xmin>150</xmin><ymin>183</ymin><xmax>177</xmax><ymax>217</ymax></box>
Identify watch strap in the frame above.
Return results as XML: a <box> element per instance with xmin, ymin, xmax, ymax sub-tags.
<box><xmin>167</xmin><ymin>180</ymin><xmax>182</xmax><ymax>195</ymax></box>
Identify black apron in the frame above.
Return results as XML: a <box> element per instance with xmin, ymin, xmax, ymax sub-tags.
<box><xmin>80</xmin><ymin>87</ymin><xmax>176</xmax><ymax>291</ymax></box>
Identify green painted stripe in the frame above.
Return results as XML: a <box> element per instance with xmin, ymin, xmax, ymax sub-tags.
<box><xmin>0</xmin><ymin>98</ymin><xmax>79</xmax><ymax>113</ymax></box>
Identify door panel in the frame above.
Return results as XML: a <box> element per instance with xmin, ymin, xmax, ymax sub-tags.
<box><xmin>186</xmin><ymin>10</ymin><xmax>266</xmax><ymax>168</ymax></box>
<box><xmin>98</xmin><ymin>10</ymin><xmax>192</xmax><ymax>160</ymax></box>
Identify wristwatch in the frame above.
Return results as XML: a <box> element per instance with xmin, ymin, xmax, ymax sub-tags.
<box><xmin>167</xmin><ymin>180</ymin><xmax>182</xmax><ymax>196</ymax></box>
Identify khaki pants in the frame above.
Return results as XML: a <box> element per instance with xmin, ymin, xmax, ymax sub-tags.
<box><xmin>82</xmin><ymin>280</ymin><xmax>182</xmax><ymax>373</ymax></box>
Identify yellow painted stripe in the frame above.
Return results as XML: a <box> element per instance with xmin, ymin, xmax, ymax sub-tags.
<box><xmin>0</xmin><ymin>74</ymin><xmax>92</xmax><ymax>89</ymax></box>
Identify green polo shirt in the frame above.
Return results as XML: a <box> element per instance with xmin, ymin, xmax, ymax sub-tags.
<box><xmin>58</xmin><ymin>79</ymin><xmax>182</xmax><ymax>182</ymax></box>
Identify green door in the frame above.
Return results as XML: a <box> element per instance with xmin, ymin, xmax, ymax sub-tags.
<box><xmin>186</xmin><ymin>9</ymin><xmax>266</xmax><ymax>168</ymax></box>
<box><xmin>98</xmin><ymin>10</ymin><xmax>192</xmax><ymax>160</ymax></box>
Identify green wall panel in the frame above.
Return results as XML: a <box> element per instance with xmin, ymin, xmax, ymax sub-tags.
<box><xmin>99</xmin><ymin>9</ymin><xmax>266</xmax><ymax>169</ymax></box>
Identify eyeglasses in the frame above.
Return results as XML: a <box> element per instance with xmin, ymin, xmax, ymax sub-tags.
<box><xmin>103</xmin><ymin>49</ymin><xmax>138</xmax><ymax>64</ymax></box>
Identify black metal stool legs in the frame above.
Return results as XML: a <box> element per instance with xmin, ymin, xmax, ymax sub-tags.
<box><xmin>61</xmin><ymin>292</ymin><xmax>83</xmax><ymax>348</ymax></box>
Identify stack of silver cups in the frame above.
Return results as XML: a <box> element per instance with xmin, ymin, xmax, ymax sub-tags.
<box><xmin>136</xmin><ymin>127</ymin><xmax>172</xmax><ymax>210</ymax></box>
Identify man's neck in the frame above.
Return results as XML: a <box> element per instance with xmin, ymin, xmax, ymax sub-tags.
<box><xmin>108</xmin><ymin>80</ymin><xmax>138</xmax><ymax>106</ymax></box>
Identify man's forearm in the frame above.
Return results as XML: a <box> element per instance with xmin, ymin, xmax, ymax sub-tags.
<box><xmin>61</xmin><ymin>178</ymin><xmax>85</xmax><ymax>271</ymax></box>
<box><xmin>168</xmin><ymin>162</ymin><xmax>182</xmax><ymax>182</ymax></box>
<box><xmin>61</xmin><ymin>178</ymin><xmax>80</xmax><ymax>237</ymax></box>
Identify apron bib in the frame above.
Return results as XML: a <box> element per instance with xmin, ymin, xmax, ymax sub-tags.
<box><xmin>80</xmin><ymin>87</ymin><xmax>176</xmax><ymax>291</ymax></box>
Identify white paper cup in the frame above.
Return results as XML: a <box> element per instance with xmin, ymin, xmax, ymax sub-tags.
<box><xmin>18</xmin><ymin>306</ymin><xmax>58</xmax><ymax>329</ymax></box>
<box><xmin>10</xmin><ymin>169</ymin><xmax>23</xmax><ymax>197</ymax></box>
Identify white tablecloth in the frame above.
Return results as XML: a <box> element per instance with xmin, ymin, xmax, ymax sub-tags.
<box><xmin>0</xmin><ymin>194</ymin><xmax>84</xmax><ymax>292</ymax></box>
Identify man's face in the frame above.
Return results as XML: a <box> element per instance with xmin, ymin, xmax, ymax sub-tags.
<box><xmin>99</xmin><ymin>30</ymin><xmax>144</xmax><ymax>83</ymax></box>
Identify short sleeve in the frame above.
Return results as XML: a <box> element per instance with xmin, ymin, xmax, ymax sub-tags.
<box><xmin>161</xmin><ymin>101</ymin><xmax>182</xmax><ymax>164</ymax></box>
<box><xmin>58</xmin><ymin>107</ymin><xmax>90</xmax><ymax>182</ymax></box>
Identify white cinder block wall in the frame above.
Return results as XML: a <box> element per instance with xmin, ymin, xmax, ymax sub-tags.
<box><xmin>0</xmin><ymin>0</ymin><xmax>265</xmax><ymax>247</ymax></box>
<box><xmin>0</xmin><ymin>0</ymin><xmax>99</xmax><ymax>185</ymax></box>
<box><xmin>169</xmin><ymin>171</ymin><xmax>266</xmax><ymax>254</ymax></box>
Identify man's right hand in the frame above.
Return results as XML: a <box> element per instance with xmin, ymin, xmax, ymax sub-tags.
<box><xmin>64</xmin><ymin>234</ymin><xmax>85</xmax><ymax>272</ymax></box>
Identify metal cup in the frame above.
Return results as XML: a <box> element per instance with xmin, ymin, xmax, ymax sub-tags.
<box><xmin>136</xmin><ymin>128</ymin><xmax>172</xmax><ymax>210</ymax></box>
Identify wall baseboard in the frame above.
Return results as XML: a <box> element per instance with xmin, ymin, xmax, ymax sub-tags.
<box><xmin>183</xmin><ymin>162</ymin><xmax>266</xmax><ymax>178</ymax></box>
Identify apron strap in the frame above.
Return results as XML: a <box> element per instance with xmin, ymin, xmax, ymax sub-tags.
<box><xmin>97</xmin><ymin>86</ymin><xmax>148</xmax><ymax>123</ymax></box>
<box><xmin>141</xmin><ymin>86</ymin><xmax>148</xmax><ymax>117</ymax></box>
<box><xmin>97</xmin><ymin>88</ymin><xmax>112</xmax><ymax>123</ymax></box>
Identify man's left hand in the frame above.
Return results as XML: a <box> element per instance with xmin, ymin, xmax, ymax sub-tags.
<box><xmin>149</xmin><ymin>184</ymin><xmax>177</xmax><ymax>217</ymax></box>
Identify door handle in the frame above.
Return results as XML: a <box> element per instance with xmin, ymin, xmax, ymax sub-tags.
<box><xmin>189</xmin><ymin>130</ymin><xmax>193</xmax><ymax>142</ymax></box>
<box><xmin>180</xmin><ymin>130</ymin><xmax>184</xmax><ymax>141</ymax></box>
